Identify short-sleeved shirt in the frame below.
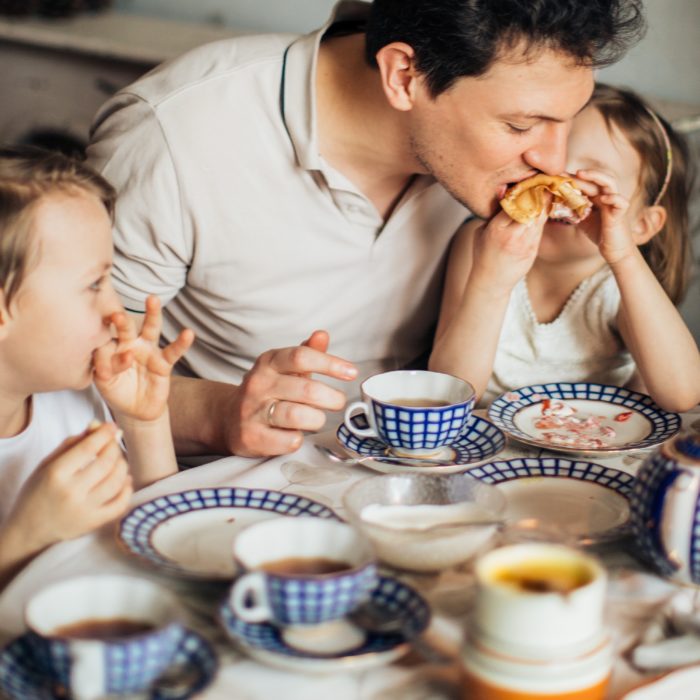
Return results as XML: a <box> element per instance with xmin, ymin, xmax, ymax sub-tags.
<box><xmin>87</xmin><ymin>0</ymin><xmax>469</xmax><ymax>388</ymax></box>
<box><xmin>483</xmin><ymin>265</ymin><xmax>636</xmax><ymax>406</ymax></box>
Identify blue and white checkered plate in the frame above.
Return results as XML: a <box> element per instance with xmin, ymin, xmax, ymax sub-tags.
<box><xmin>0</xmin><ymin>628</ymin><xmax>217</xmax><ymax>700</ymax></box>
<box><xmin>118</xmin><ymin>488</ymin><xmax>338</xmax><ymax>580</ymax></box>
<box><xmin>488</xmin><ymin>383</ymin><xmax>680</xmax><ymax>456</ymax></box>
<box><xmin>337</xmin><ymin>414</ymin><xmax>505</xmax><ymax>474</ymax></box>
<box><xmin>468</xmin><ymin>457</ymin><xmax>636</xmax><ymax>543</ymax></box>
<box><xmin>219</xmin><ymin>574</ymin><xmax>429</xmax><ymax>673</ymax></box>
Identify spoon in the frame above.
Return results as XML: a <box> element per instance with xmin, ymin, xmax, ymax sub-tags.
<box><xmin>315</xmin><ymin>444</ymin><xmax>457</xmax><ymax>468</ymax></box>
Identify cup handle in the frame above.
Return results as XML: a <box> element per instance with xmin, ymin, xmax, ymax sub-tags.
<box><xmin>69</xmin><ymin>640</ymin><xmax>106</xmax><ymax>700</ymax></box>
<box><xmin>344</xmin><ymin>401</ymin><xmax>377</xmax><ymax>438</ymax></box>
<box><xmin>230</xmin><ymin>572</ymin><xmax>272</xmax><ymax>623</ymax></box>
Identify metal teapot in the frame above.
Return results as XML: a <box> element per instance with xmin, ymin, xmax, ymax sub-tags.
<box><xmin>630</xmin><ymin>432</ymin><xmax>700</xmax><ymax>584</ymax></box>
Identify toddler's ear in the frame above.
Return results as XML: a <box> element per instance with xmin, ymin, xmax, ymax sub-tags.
<box><xmin>0</xmin><ymin>291</ymin><xmax>9</xmax><ymax>339</ymax></box>
<box><xmin>632</xmin><ymin>205</ymin><xmax>667</xmax><ymax>245</ymax></box>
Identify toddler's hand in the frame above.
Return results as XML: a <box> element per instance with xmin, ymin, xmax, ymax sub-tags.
<box><xmin>93</xmin><ymin>295</ymin><xmax>195</xmax><ymax>422</ymax></box>
<box><xmin>471</xmin><ymin>208</ymin><xmax>548</xmax><ymax>292</ymax></box>
<box><xmin>575</xmin><ymin>169</ymin><xmax>637</xmax><ymax>264</ymax></box>
<box><xmin>7</xmin><ymin>424</ymin><xmax>133</xmax><ymax>551</ymax></box>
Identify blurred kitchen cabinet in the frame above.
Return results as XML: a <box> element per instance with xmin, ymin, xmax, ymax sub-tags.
<box><xmin>0</xmin><ymin>12</ymin><xmax>244</xmax><ymax>148</ymax></box>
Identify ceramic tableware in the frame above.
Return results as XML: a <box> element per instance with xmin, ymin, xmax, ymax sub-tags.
<box><xmin>630</xmin><ymin>432</ymin><xmax>700</xmax><ymax>584</ymax></box>
<box><xmin>337</xmin><ymin>413</ymin><xmax>505</xmax><ymax>474</ymax></box>
<box><xmin>343</xmin><ymin>370</ymin><xmax>475</xmax><ymax>457</ymax></box>
<box><xmin>118</xmin><ymin>487</ymin><xmax>337</xmax><ymax>579</ymax></box>
<box><xmin>22</xmin><ymin>575</ymin><xmax>186</xmax><ymax>700</ymax></box>
<box><xmin>219</xmin><ymin>574</ymin><xmax>429</xmax><ymax>673</ymax></box>
<box><xmin>229</xmin><ymin>517</ymin><xmax>377</xmax><ymax>626</ymax></box>
<box><xmin>467</xmin><ymin>457</ymin><xmax>636</xmax><ymax>544</ymax></box>
<box><xmin>488</xmin><ymin>383</ymin><xmax>680</xmax><ymax>455</ymax></box>
<box><xmin>463</xmin><ymin>543</ymin><xmax>612</xmax><ymax>700</ymax></box>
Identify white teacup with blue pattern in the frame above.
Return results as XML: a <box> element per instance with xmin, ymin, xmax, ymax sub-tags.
<box><xmin>24</xmin><ymin>575</ymin><xmax>185</xmax><ymax>700</ymax></box>
<box><xmin>344</xmin><ymin>370</ymin><xmax>476</xmax><ymax>456</ymax></box>
<box><xmin>230</xmin><ymin>518</ymin><xmax>377</xmax><ymax>626</ymax></box>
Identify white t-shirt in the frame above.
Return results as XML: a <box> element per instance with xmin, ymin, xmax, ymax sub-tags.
<box><xmin>86</xmin><ymin>1</ymin><xmax>469</xmax><ymax>390</ymax></box>
<box><xmin>483</xmin><ymin>266</ymin><xmax>636</xmax><ymax>406</ymax></box>
<box><xmin>0</xmin><ymin>387</ymin><xmax>111</xmax><ymax>524</ymax></box>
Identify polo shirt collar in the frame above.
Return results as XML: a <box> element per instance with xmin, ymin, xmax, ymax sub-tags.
<box><xmin>281</xmin><ymin>1</ymin><xmax>371</xmax><ymax>171</ymax></box>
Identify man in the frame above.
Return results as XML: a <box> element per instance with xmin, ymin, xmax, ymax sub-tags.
<box><xmin>87</xmin><ymin>0</ymin><xmax>645</xmax><ymax>458</ymax></box>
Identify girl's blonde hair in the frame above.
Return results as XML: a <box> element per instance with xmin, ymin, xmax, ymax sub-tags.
<box><xmin>589</xmin><ymin>83</ymin><xmax>693</xmax><ymax>304</ymax></box>
<box><xmin>0</xmin><ymin>145</ymin><xmax>115</xmax><ymax>308</ymax></box>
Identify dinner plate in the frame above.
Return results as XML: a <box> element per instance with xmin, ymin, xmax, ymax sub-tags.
<box><xmin>118</xmin><ymin>488</ymin><xmax>338</xmax><ymax>580</ymax></box>
<box><xmin>488</xmin><ymin>383</ymin><xmax>680</xmax><ymax>455</ymax></box>
<box><xmin>218</xmin><ymin>574</ymin><xmax>429</xmax><ymax>674</ymax></box>
<box><xmin>467</xmin><ymin>457</ymin><xmax>636</xmax><ymax>543</ymax></box>
<box><xmin>336</xmin><ymin>414</ymin><xmax>505</xmax><ymax>474</ymax></box>
<box><xmin>0</xmin><ymin>628</ymin><xmax>217</xmax><ymax>700</ymax></box>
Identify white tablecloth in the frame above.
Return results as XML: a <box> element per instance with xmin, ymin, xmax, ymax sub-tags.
<box><xmin>1</xmin><ymin>408</ymin><xmax>699</xmax><ymax>700</ymax></box>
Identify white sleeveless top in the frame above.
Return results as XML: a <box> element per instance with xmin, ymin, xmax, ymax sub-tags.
<box><xmin>0</xmin><ymin>386</ymin><xmax>111</xmax><ymax>523</ymax></box>
<box><xmin>482</xmin><ymin>266</ymin><xmax>636</xmax><ymax>406</ymax></box>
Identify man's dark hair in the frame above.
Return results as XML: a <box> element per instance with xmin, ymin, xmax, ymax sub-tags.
<box><xmin>365</xmin><ymin>0</ymin><xmax>646</xmax><ymax>96</ymax></box>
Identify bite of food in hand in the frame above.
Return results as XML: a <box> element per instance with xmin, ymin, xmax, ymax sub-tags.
<box><xmin>500</xmin><ymin>174</ymin><xmax>592</xmax><ymax>225</ymax></box>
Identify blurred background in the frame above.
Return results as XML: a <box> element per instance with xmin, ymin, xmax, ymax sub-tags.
<box><xmin>1</xmin><ymin>0</ymin><xmax>698</xmax><ymax>337</ymax></box>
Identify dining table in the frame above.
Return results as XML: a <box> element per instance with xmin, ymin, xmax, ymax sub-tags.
<box><xmin>1</xmin><ymin>405</ymin><xmax>699</xmax><ymax>700</ymax></box>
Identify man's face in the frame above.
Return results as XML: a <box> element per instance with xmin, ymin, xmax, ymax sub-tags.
<box><xmin>406</xmin><ymin>44</ymin><xmax>595</xmax><ymax>218</ymax></box>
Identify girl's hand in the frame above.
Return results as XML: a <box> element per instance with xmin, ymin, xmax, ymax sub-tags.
<box><xmin>93</xmin><ymin>295</ymin><xmax>195</xmax><ymax>422</ymax></box>
<box><xmin>7</xmin><ymin>424</ymin><xmax>133</xmax><ymax>551</ymax></box>
<box><xmin>470</xmin><ymin>208</ymin><xmax>548</xmax><ymax>292</ymax></box>
<box><xmin>575</xmin><ymin>169</ymin><xmax>638</xmax><ymax>265</ymax></box>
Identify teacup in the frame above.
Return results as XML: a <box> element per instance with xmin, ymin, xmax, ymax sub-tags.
<box><xmin>463</xmin><ymin>543</ymin><xmax>611</xmax><ymax>700</ymax></box>
<box><xmin>343</xmin><ymin>370</ymin><xmax>475</xmax><ymax>456</ymax></box>
<box><xmin>229</xmin><ymin>517</ymin><xmax>377</xmax><ymax>626</ymax></box>
<box><xmin>24</xmin><ymin>575</ymin><xmax>185</xmax><ymax>700</ymax></box>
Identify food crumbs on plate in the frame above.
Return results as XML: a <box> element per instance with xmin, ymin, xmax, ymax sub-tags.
<box><xmin>614</xmin><ymin>411</ymin><xmax>633</xmax><ymax>423</ymax></box>
<box><xmin>533</xmin><ymin>399</ymin><xmax>619</xmax><ymax>449</ymax></box>
<box><xmin>505</xmin><ymin>392</ymin><xmax>520</xmax><ymax>402</ymax></box>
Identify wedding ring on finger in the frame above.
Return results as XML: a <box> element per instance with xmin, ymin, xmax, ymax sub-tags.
<box><xmin>266</xmin><ymin>399</ymin><xmax>279</xmax><ymax>427</ymax></box>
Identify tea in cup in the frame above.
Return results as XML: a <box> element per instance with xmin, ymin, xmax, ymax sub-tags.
<box><xmin>463</xmin><ymin>543</ymin><xmax>611</xmax><ymax>700</ymax></box>
<box><xmin>24</xmin><ymin>575</ymin><xmax>185</xmax><ymax>700</ymax></box>
<box><xmin>343</xmin><ymin>370</ymin><xmax>475</xmax><ymax>456</ymax></box>
<box><xmin>229</xmin><ymin>517</ymin><xmax>377</xmax><ymax>625</ymax></box>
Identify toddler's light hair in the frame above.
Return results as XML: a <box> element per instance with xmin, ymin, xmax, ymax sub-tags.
<box><xmin>589</xmin><ymin>84</ymin><xmax>693</xmax><ymax>304</ymax></box>
<box><xmin>0</xmin><ymin>145</ymin><xmax>115</xmax><ymax>309</ymax></box>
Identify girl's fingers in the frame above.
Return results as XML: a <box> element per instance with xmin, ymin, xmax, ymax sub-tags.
<box><xmin>598</xmin><ymin>193</ymin><xmax>627</xmax><ymax>210</ymax></box>
<box><xmin>97</xmin><ymin>476</ymin><xmax>134</xmax><ymax>522</ymax></box>
<box><xmin>575</xmin><ymin>169</ymin><xmax>618</xmax><ymax>195</ymax></box>
<box><xmin>139</xmin><ymin>295</ymin><xmax>163</xmax><ymax>344</ymax></box>
<box><xmin>74</xmin><ymin>439</ymin><xmax>124</xmax><ymax>489</ymax></box>
<box><xmin>54</xmin><ymin>424</ymin><xmax>121</xmax><ymax>476</ymax></box>
<box><xmin>88</xmin><ymin>453</ymin><xmax>131</xmax><ymax>505</ymax></box>
<box><xmin>110</xmin><ymin>311</ymin><xmax>138</xmax><ymax>344</ymax></box>
<box><xmin>160</xmin><ymin>329</ymin><xmax>195</xmax><ymax>367</ymax></box>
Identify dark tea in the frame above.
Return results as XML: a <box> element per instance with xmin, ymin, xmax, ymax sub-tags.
<box><xmin>260</xmin><ymin>556</ymin><xmax>351</xmax><ymax>575</ymax></box>
<box><xmin>53</xmin><ymin>618</ymin><xmax>154</xmax><ymax>640</ymax></box>
<box><xmin>492</xmin><ymin>560</ymin><xmax>593</xmax><ymax>594</ymax></box>
<box><xmin>389</xmin><ymin>398</ymin><xmax>450</xmax><ymax>408</ymax></box>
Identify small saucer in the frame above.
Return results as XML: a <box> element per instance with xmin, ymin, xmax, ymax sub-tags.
<box><xmin>218</xmin><ymin>574</ymin><xmax>430</xmax><ymax>673</ymax></box>
<box><xmin>337</xmin><ymin>415</ymin><xmax>505</xmax><ymax>474</ymax></box>
<box><xmin>0</xmin><ymin>628</ymin><xmax>217</xmax><ymax>700</ymax></box>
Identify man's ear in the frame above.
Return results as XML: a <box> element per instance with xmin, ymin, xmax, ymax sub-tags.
<box><xmin>632</xmin><ymin>205</ymin><xmax>667</xmax><ymax>245</ymax></box>
<box><xmin>374</xmin><ymin>42</ymin><xmax>420</xmax><ymax>112</ymax></box>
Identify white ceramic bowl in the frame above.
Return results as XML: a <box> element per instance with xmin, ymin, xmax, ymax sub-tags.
<box><xmin>342</xmin><ymin>474</ymin><xmax>506</xmax><ymax>572</ymax></box>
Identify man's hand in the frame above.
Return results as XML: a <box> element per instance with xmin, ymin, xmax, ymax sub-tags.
<box><xmin>225</xmin><ymin>330</ymin><xmax>358</xmax><ymax>457</ymax></box>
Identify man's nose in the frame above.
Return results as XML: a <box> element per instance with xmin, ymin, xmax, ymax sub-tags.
<box><xmin>523</xmin><ymin>122</ymin><xmax>570</xmax><ymax>175</ymax></box>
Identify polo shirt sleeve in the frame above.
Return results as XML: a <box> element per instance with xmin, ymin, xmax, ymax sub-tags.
<box><xmin>87</xmin><ymin>94</ymin><xmax>190</xmax><ymax>313</ymax></box>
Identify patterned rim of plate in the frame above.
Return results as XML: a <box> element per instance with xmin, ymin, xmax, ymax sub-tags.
<box><xmin>0</xmin><ymin>628</ymin><xmax>217</xmax><ymax>700</ymax></box>
<box><xmin>337</xmin><ymin>414</ymin><xmax>505</xmax><ymax>465</ymax></box>
<box><xmin>218</xmin><ymin>574</ymin><xmax>429</xmax><ymax>665</ymax></box>
<box><xmin>488</xmin><ymin>383</ymin><xmax>680</xmax><ymax>453</ymax></box>
<box><xmin>118</xmin><ymin>488</ymin><xmax>338</xmax><ymax>579</ymax></box>
<box><xmin>467</xmin><ymin>456</ymin><xmax>636</xmax><ymax>540</ymax></box>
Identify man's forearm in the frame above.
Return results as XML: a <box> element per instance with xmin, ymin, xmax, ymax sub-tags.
<box><xmin>169</xmin><ymin>375</ymin><xmax>240</xmax><ymax>456</ymax></box>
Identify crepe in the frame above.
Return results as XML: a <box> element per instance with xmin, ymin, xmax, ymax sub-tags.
<box><xmin>500</xmin><ymin>174</ymin><xmax>592</xmax><ymax>225</ymax></box>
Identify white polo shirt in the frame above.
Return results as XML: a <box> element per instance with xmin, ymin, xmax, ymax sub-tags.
<box><xmin>87</xmin><ymin>1</ymin><xmax>469</xmax><ymax>387</ymax></box>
